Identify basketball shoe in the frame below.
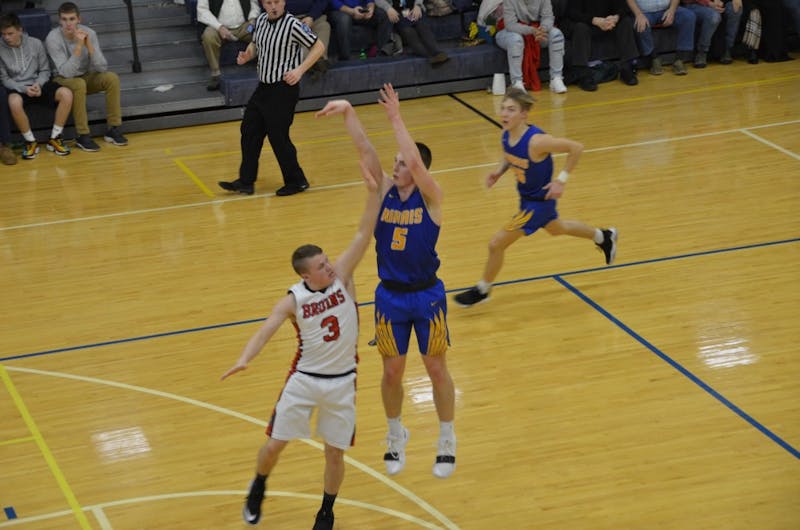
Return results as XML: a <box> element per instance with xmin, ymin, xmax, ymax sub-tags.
<box><xmin>384</xmin><ymin>427</ymin><xmax>409</xmax><ymax>475</ymax></box>
<box><xmin>46</xmin><ymin>136</ymin><xmax>70</xmax><ymax>156</ymax></box>
<box><xmin>313</xmin><ymin>509</ymin><xmax>334</xmax><ymax>530</ymax></box>
<box><xmin>242</xmin><ymin>478</ymin><xmax>265</xmax><ymax>526</ymax></box>
<box><xmin>596</xmin><ymin>228</ymin><xmax>618</xmax><ymax>265</ymax></box>
<box><xmin>453</xmin><ymin>286</ymin><xmax>488</xmax><ymax>307</ymax></box>
<box><xmin>432</xmin><ymin>436</ymin><xmax>456</xmax><ymax>478</ymax></box>
<box><xmin>22</xmin><ymin>141</ymin><xmax>39</xmax><ymax>160</ymax></box>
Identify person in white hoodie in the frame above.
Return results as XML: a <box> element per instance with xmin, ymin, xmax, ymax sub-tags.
<box><xmin>0</xmin><ymin>13</ymin><xmax>73</xmax><ymax>160</ymax></box>
<box><xmin>45</xmin><ymin>2</ymin><xmax>126</xmax><ymax>152</ymax></box>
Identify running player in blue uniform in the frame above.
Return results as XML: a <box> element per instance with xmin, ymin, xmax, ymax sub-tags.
<box><xmin>317</xmin><ymin>83</ymin><xmax>456</xmax><ymax>479</ymax></box>
<box><xmin>455</xmin><ymin>87</ymin><xmax>617</xmax><ymax>307</ymax></box>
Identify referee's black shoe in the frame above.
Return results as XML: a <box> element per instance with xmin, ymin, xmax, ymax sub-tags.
<box><xmin>218</xmin><ymin>179</ymin><xmax>254</xmax><ymax>195</ymax></box>
<box><xmin>275</xmin><ymin>181</ymin><xmax>309</xmax><ymax>196</ymax></box>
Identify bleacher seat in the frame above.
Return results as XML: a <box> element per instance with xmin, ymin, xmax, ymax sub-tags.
<box><xmin>17</xmin><ymin>8</ymin><xmax>51</xmax><ymax>42</ymax></box>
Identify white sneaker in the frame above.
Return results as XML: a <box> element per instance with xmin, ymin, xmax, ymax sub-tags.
<box><xmin>383</xmin><ymin>427</ymin><xmax>409</xmax><ymax>476</ymax></box>
<box><xmin>511</xmin><ymin>80</ymin><xmax>526</xmax><ymax>92</ymax></box>
<box><xmin>432</xmin><ymin>437</ymin><xmax>456</xmax><ymax>478</ymax></box>
<box><xmin>549</xmin><ymin>76</ymin><xmax>567</xmax><ymax>94</ymax></box>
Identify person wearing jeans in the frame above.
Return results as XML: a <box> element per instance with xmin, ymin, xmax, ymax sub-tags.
<box><xmin>681</xmin><ymin>0</ymin><xmax>742</xmax><ymax>66</ymax></box>
<box><xmin>328</xmin><ymin>0</ymin><xmax>393</xmax><ymax>60</ymax></box>
<box><xmin>626</xmin><ymin>0</ymin><xmax>696</xmax><ymax>75</ymax></box>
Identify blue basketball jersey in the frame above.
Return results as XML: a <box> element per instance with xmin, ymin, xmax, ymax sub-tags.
<box><xmin>502</xmin><ymin>125</ymin><xmax>553</xmax><ymax>200</ymax></box>
<box><xmin>375</xmin><ymin>186</ymin><xmax>440</xmax><ymax>284</ymax></box>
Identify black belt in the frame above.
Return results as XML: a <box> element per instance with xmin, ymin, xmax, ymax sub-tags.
<box><xmin>297</xmin><ymin>369</ymin><xmax>356</xmax><ymax>379</ymax></box>
<box><xmin>380</xmin><ymin>276</ymin><xmax>438</xmax><ymax>293</ymax></box>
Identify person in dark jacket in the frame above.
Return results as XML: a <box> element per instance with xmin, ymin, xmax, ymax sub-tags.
<box><xmin>562</xmin><ymin>0</ymin><xmax>640</xmax><ymax>90</ymax></box>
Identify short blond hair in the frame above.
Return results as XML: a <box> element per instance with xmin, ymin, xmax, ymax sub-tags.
<box><xmin>503</xmin><ymin>87</ymin><xmax>535</xmax><ymax>111</ymax></box>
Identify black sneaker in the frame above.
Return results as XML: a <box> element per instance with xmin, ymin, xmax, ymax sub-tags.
<box><xmin>620</xmin><ymin>63</ymin><xmax>638</xmax><ymax>86</ymax></box>
<box><xmin>313</xmin><ymin>509</ymin><xmax>334</xmax><ymax>530</ymax></box>
<box><xmin>76</xmin><ymin>134</ymin><xmax>101</xmax><ymax>152</ymax></box>
<box><xmin>219</xmin><ymin>179</ymin><xmax>255</xmax><ymax>195</ymax></box>
<box><xmin>453</xmin><ymin>286</ymin><xmax>489</xmax><ymax>307</ymax></box>
<box><xmin>596</xmin><ymin>227</ymin><xmax>618</xmax><ymax>265</ymax></box>
<box><xmin>103</xmin><ymin>127</ymin><xmax>128</xmax><ymax>146</ymax></box>
<box><xmin>275</xmin><ymin>181</ymin><xmax>309</xmax><ymax>196</ymax></box>
<box><xmin>242</xmin><ymin>479</ymin><xmax>265</xmax><ymax>526</ymax></box>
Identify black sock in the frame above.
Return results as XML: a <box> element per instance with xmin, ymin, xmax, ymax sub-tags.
<box><xmin>254</xmin><ymin>473</ymin><xmax>267</xmax><ymax>487</ymax></box>
<box><xmin>320</xmin><ymin>491</ymin><xmax>337</xmax><ymax>514</ymax></box>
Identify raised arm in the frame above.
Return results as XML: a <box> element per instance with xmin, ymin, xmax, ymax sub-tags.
<box><xmin>316</xmin><ymin>99</ymin><xmax>382</xmax><ymax>281</ymax></box>
<box><xmin>220</xmin><ymin>293</ymin><xmax>296</xmax><ymax>380</ymax></box>
<box><xmin>332</xmin><ymin>160</ymin><xmax>381</xmax><ymax>282</ymax></box>
<box><xmin>315</xmin><ymin>99</ymin><xmax>384</xmax><ymax>191</ymax></box>
<box><xmin>378</xmin><ymin>83</ymin><xmax>443</xmax><ymax>209</ymax></box>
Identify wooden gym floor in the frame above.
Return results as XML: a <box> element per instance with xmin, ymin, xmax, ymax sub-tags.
<box><xmin>1</xmin><ymin>59</ymin><xmax>798</xmax><ymax>529</ymax></box>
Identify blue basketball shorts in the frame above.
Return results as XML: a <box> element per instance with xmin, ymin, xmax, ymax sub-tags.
<box><xmin>373</xmin><ymin>279</ymin><xmax>450</xmax><ymax>356</ymax></box>
<box><xmin>505</xmin><ymin>198</ymin><xmax>559</xmax><ymax>236</ymax></box>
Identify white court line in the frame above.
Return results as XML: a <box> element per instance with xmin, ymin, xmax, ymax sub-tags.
<box><xmin>738</xmin><ymin>129</ymin><xmax>800</xmax><ymax>161</ymax></box>
<box><xmin>2</xmin><ymin>118</ymin><xmax>798</xmax><ymax>234</ymax></box>
<box><xmin>90</xmin><ymin>506</ymin><xmax>112</xmax><ymax>530</ymax></box>
<box><xmin>0</xmin><ymin>491</ymin><xmax>443</xmax><ymax>529</ymax></box>
<box><xmin>2</xmin><ymin>365</ymin><xmax>459</xmax><ymax>530</ymax></box>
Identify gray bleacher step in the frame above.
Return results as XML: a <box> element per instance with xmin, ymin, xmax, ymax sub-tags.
<box><xmin>104</xmin><ymin>43</ymin><xmax>206</xmax><ymax>72</ymax></box>
<box><xmin>118</xmin><ymin>83</ymin><xmax>226</xmax><ymax>118</ymax></box>
<box><xmin>92</xmin><ymin>25</ymin><xmax>197</xmax><ymax>50</ymax></box>
<box><xmin>117</xmin><ymin>65</ymin><xmax>212</xmax><ymax>90</ymax></box>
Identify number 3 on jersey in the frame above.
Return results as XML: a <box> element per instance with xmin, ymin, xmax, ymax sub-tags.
<box><xmin>391</xmin><ymin>227</ymin><xmax>408</xmax><ymax>250</ymax></box>
<box><xmin>321</xmin><ymin>315</ymin><xmax>340</xmax><ymax>341</ymax></box>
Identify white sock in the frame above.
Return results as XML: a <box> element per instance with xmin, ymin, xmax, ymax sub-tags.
<box><xmin>476</xmin><ymin>280</ymin><xmax>491</xmax><ymax>295</ymax></box>
<box><xmin>439</xmin><ymin>421</ymin><xmax>455</xmax><ymax>440</ymax></box>
<box><xmin>51</xmin><ymin>125</ymin><xmax>64</xmax><ymax>139</ymax></box>
<box><xmin>22</xmin><ymin>130</ymin><xmax>35</xmax><ymax>142</ymax></box>
<box><xmin>387</xmin><ymin>416</ymin><xmax>404</xmax><ymax>438</ymax></box>
<box><xmin>593</xmin><ymin>229</ymin><xmax>603</xmax><ymax>244</ymax></box>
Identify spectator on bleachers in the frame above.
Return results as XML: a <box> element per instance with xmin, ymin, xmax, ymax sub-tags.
<box><xmin>0</xmin><ymin>13</ymin><xmax>72</xmax><ymax>160</ymax></box>
<box><xmin>328</xmin><ymin>0</ymin><xmax>393</xmax><ymax>60</ymax></box>
<box><xmin>681</xmin><ymin>0</ymin><xmax>742</xmax><ymax>66</ymax></box>
<box><xmin>45</xmin><ymin>2</ymin><xmax>127</xmax><ymax>151</ymax></box>
<box><xmin>495</xmin><ymin>0</ymin><xmax>568</xmax><ymax>93</ymax></box>
<box><xmin>0</xmin><ymin>86</ymin><xmax>17</xmax><ymax>165</ymax></box>
<box><xmin>742</xmin><ymin>0</ymin><xmax>792</xmax><ymax>61</ymax></box>
<box><xmin>784</xmin><ymin>0</ymin><xmax>800</xmax><ymax>35</ymax></box>
<box><xmin>197</xmin><ymin>0</ymin><xmax>260</xmax><ymax>90</ymax></box>
<box><xmin>286</xmin><ymin>0</ymin><xmax>332</xmax><ymax>76</ymax></box>
<box><xmin>375</xmin><ymin>0</ymin><xmax>450</xmax><ymax>65</ymax></box>
<box><xmin>561</xmin><ymin>0</ymin><xmax>640</xmax><ymax>90</ymax></box>
<box><xmin>625</xmin><ymin>0</ymin><xmax>696</xmax><ymax>75</ymax></box>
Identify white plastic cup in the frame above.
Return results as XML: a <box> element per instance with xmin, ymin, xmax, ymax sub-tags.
<box><xmin>491</xmin><ymin>73</ymin><xmax>506</xmax><ymax>95</ymax></box>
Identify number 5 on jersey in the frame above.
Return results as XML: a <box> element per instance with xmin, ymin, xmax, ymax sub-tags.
<box><xmin>391</xmin><ymin>227</ymin><xmax>408</xmax><ymax>250</ymax></box>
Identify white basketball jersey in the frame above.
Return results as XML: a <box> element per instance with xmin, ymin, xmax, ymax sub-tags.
<box><xmin>288</xmin><ymin>277</ymin><xmax>359</xmax><ymax>375</ymax></box>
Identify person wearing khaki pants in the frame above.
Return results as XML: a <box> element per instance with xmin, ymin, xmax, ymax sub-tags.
<box><xmin>45</xmin><ymin>2</ymin><xmax>127</xmax><ymax>151</ymax></box>
<box><xmin>197</xmin><ymin>0</ymin><xmax>261</xmax><ymax>90</ymax></box>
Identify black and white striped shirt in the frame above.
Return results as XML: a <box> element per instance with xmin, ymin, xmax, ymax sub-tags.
<box><xmin>252</xmin><ymin>11</ymin><xmax>318</xmax><ymax>84</ymax></box>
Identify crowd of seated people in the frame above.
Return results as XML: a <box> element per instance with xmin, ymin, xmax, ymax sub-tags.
<box><xmin>478</xmin><ymin>0</ymin><xmax>796</xmax><ymax>93</ymax></box>
<box><xmin>0</xmin><ymin>0</ymin><xmax>796</xmax><ymax>166</ymax></box>
<box><xmin>0</xmin><ymin>2</ymin><xmax>127</xmax><ymax>165</ymax></box>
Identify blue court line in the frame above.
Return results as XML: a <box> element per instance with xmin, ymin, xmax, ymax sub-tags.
<box><xmin>0</xmin><ymin>237</ymin><xmax>797</xmax><ymax>362</ymax></box>
<box><xmin>3</xmin><ymin>507</ymin><xmax>17</xmax><ymax>520</ymax></box>
<box><xmin>554</xmin><ymin>274</ymin><xmax>800</xmax><ymax>461</ymax></box>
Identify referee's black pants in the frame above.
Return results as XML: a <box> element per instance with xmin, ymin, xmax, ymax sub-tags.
<box><xmin>239</xmin><ymin>81</ymin><xmax>307</xmax><ymax>188</ymax></box>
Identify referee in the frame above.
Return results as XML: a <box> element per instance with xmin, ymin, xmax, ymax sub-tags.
<box><xmin>219</xmin><ymin>0</ymin><xmax>325</xmax><ymax>196</ymax></box>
